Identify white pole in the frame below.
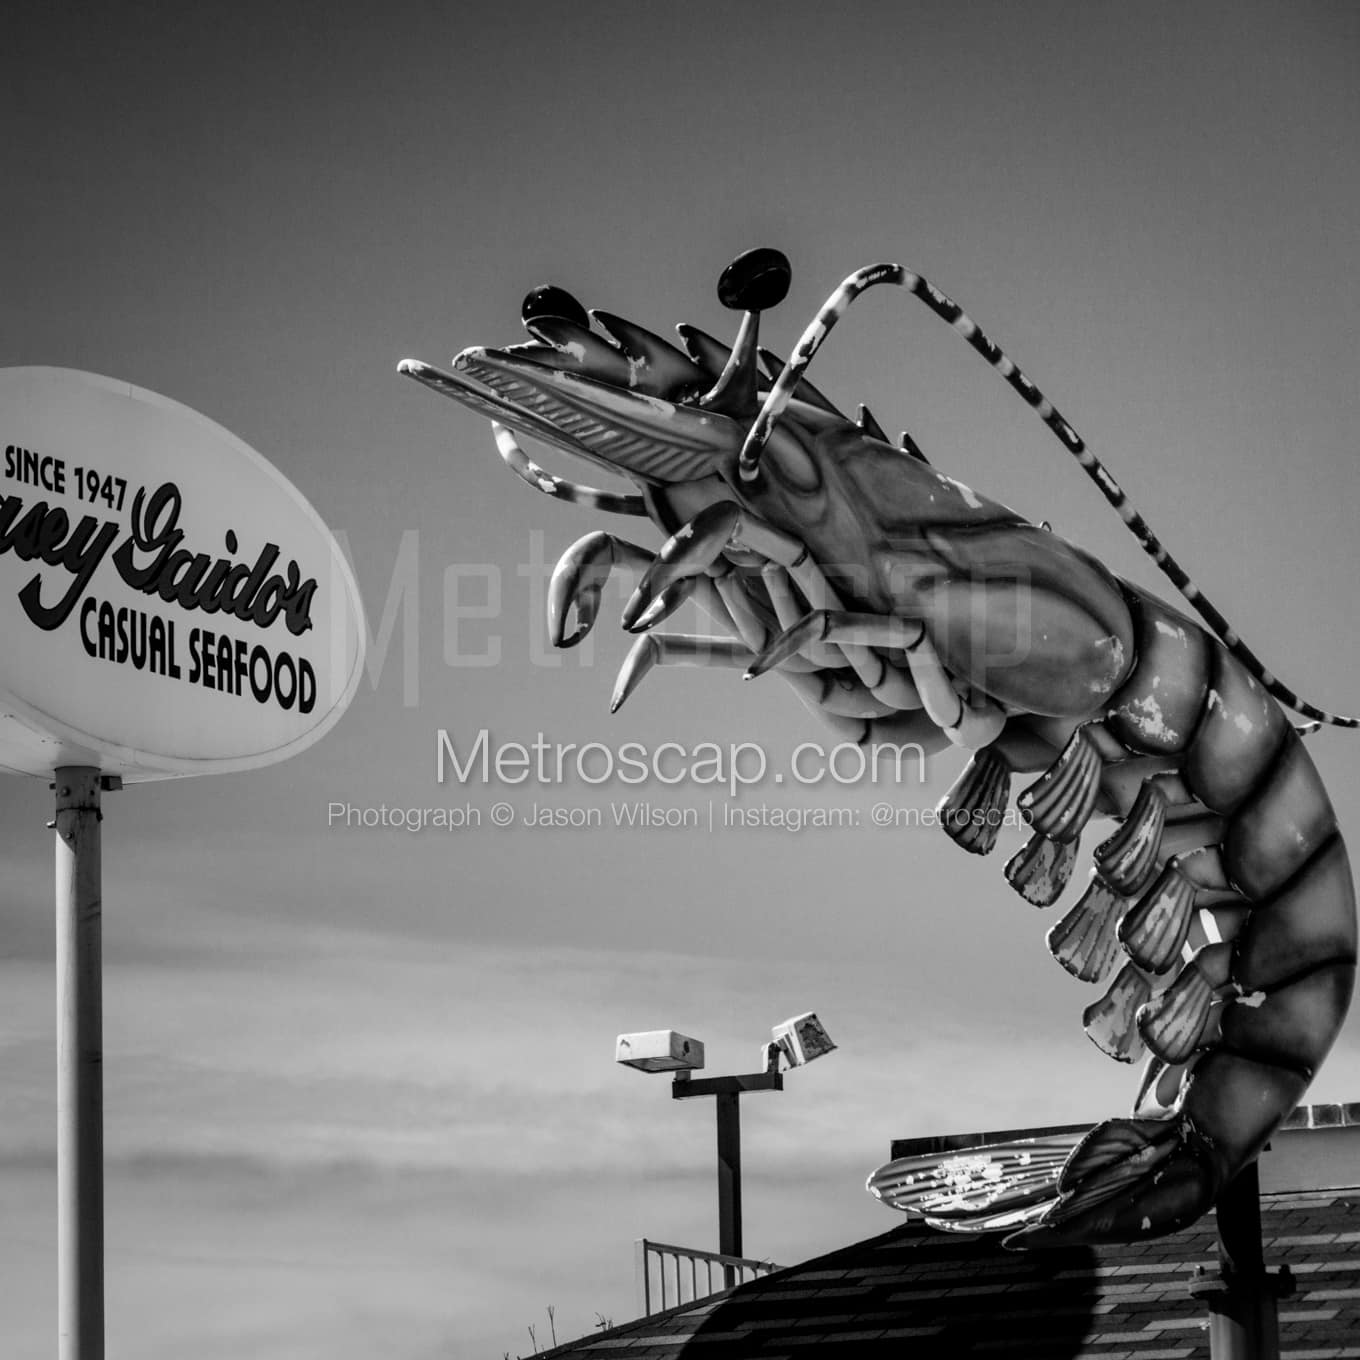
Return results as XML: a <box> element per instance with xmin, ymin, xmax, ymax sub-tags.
<box><xmin>55</xmin><ymin>766</ymin><xmax>103</xmax><ymax>1360</ymax></box>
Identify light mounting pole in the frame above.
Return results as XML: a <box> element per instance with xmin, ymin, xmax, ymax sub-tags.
<box><xmin>672</xmin><ymin>1068</ymin><xmax>783</xmax><ymax>1283</ymax></box>
<box><xmin>617</xmin><ymin>1012</ymin><xmax>836</xmax><ymax>1287</ymax></box>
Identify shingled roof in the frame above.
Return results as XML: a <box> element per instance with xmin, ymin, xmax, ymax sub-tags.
<box><xmin>532</xmin><ymin>1108</ymin><xmax>1360</xmax><ymax>1359</ymax></box>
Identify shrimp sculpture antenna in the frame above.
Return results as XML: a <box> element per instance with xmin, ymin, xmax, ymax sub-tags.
<box><xmin>740</xmin><ymin>257</ymin><xmax>1356</xmax><ymax>730</ymax></box>
<box><xmin>400</xmin><ymin>247</ymin><xmax>1357</xmax><ymax>1246</ymax></box>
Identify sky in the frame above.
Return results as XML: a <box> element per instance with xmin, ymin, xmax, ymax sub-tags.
<box><xmin>2</xmin><ymin>2</ymin><xmax>1359</xmax><ymax>1356</ymax></box>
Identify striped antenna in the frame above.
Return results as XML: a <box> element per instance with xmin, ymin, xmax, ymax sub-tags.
<box><xmin>740</xmin><ymin>264</ymin><xmax>1357</xmax><ymax>728</ymax></box>
<box><xmin>492</xmin><ymin>423</ymin><xmax>647</xmax><ymax>516</ymax></box>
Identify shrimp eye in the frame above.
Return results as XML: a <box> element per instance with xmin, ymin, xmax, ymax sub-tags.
<box><xmin>717</xmin><ymin>247</ymin><xmax>792</xmax><ymax>313</ymax></box>
<box><xmin>521</xmin><ymin>284</ymin><xmax>590</xmax><ymax>331</ymax></box>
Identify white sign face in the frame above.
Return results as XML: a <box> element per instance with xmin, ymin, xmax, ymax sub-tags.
<box><xmin>0</xmin><ymin>368</ymin><xmax>366</xmax><ymax>780</ymax></box>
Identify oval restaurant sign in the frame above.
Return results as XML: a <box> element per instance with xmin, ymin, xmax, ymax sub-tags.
<box><xmin>0</xmin><ymin>367</ymin><xmax>366</xmax><ymax>780</ymax></box>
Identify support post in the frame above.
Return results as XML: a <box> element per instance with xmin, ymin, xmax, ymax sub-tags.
<box><xmin>634</xmin><ymin>1239</ymin><xmax>651</xmax><ymax>1318</ymax></box>
<box><xmin>672</xmin><ymin>1070</ymin><xmax>781</xmax><ymax>1290</ymax></box>
<box><xmin>716</xmin><ymin>1092</ymin><xmax>741</xmax><ymax>1286</ymax></box>
<box><xmin>55</xmin><ymin>767</ymin><xmax>104</xmax><ymax>1360</ymax></box>
<box><xmin>1189</xmin><ymin>1162</ymin><xmax>1293</xmax><ymax>1360</ymax></box>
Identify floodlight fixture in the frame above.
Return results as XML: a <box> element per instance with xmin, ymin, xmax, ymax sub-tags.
<box><xmin>615</xmin><ymin>1029</ymin><xmax>705</xmax><ymax>1073</ymax></box>
<box><xmin>768</xmin><ymin>1011</ymin><xmax>836</xmax><ymax>1070</ymax></box>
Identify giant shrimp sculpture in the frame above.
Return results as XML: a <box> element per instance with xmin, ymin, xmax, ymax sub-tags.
<box><xmin>400</xmin><ymin>249</ymin><xmax>1356</xmax><ymax>1246</ymax></box>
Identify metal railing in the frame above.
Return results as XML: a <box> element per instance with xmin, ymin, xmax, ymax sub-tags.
<box><xmin>635</xmin><ymin>1238</ymin><xmax>782</xmax><ymax>1316</ymax></box>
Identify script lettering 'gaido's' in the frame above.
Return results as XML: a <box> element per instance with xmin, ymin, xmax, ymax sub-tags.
<box><xmin>0</xmin><ymin>480</ymin><xmax>317</xmax><ymax>635</ymax></box>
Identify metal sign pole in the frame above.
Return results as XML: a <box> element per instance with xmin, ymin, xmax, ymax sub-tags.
<box><xmin>1189</xmin><ymin>1161</ymin><xmax>1293</xmax><ymax>1360</ymax></box>
<box><xmin>54</xmin><ymin>767</ymin><xmax>105</xmax><ymax>1360</ymax></box>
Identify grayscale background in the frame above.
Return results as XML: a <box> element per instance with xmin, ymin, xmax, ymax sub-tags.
<box><xmin>2</xmin><ymin>3</ymin><xmax>1358</xmax><ymax>1356</ymax></box>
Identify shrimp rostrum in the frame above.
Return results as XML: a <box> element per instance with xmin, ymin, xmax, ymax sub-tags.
<box><xmin>400</xmin><ymin>249</ymin><xmax>1356</xmax><ymax>1246</ymax></box>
